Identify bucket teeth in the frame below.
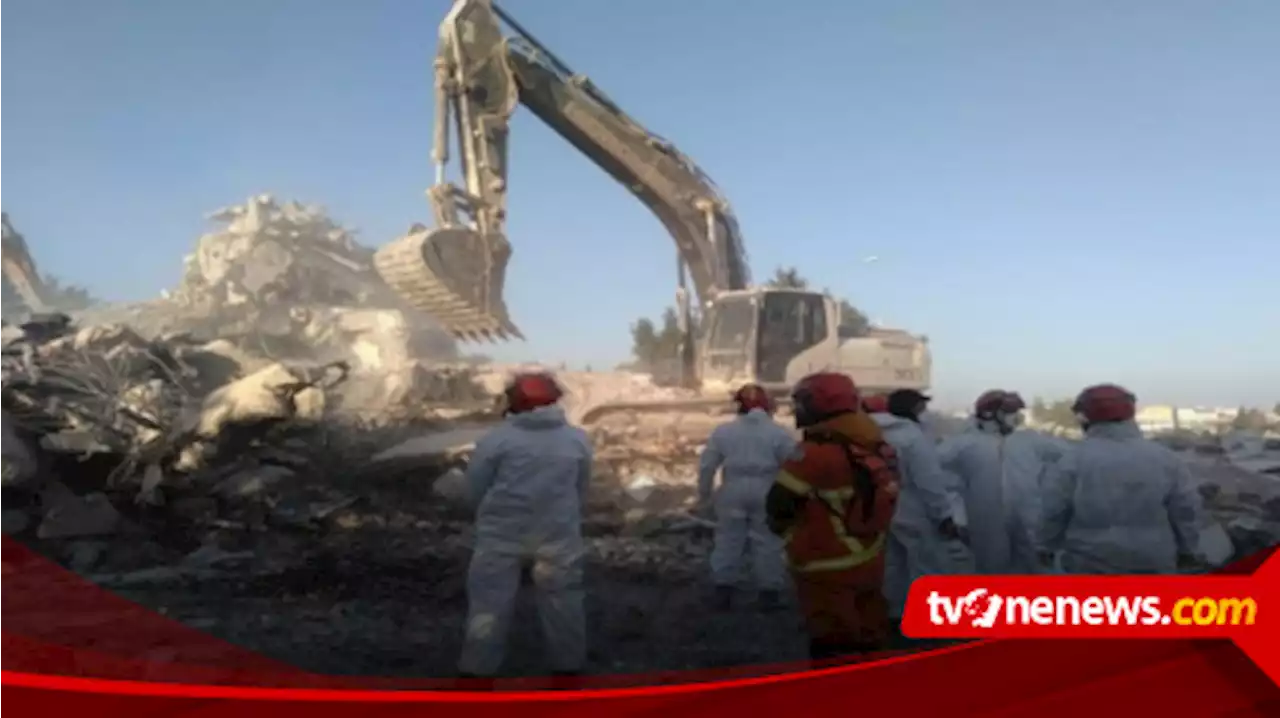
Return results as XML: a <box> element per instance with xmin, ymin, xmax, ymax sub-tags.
<box><xmin>373</xmin><ymin>226</ymin><xmax>521</xmax><ymax>344</ymax></box>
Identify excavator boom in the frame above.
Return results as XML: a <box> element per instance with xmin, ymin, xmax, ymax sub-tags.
<box><xmin>2</xmin><ymin>213</ymin><xmax>50</xmax><ymax>317</ymax></box>
<box><xmin>374</xmin><ymin>0</ymin><xmax>750</xmax><ymax>341</ymax></box>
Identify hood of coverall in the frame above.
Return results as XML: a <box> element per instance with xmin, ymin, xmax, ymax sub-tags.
<box><xmin>506</xmin><ymin>404</ymin><xmax>569</xmax><ymax>430</ymax></box>
<box><xmin>973</xmin><ymin>417</ymin><xmax>1010</xmax><ymax>436</ymax></box>
<box><xmin>806</xmin><ymin>410</ymin><xmax>886</xmax><ymax>448</ymax></box>
<box><xmin>738</xmin><ymin>407</ymin><xmax>774</xmax><ymax>424</ymax></box>
<box><xmin>1083</xmin><ymin>419</ymin><xmax>1143</xmax><ymax>440</ymax></box>
<box><xmin>870</xmin><ymin>412</ymin><xmax>916</xmax><ymax>433</ymax></box>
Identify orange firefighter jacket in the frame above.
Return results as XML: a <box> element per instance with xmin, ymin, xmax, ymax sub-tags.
<box><xmin>766</xmin><ymin>412</ymin><xmax>901</xmax><ymax>577</ymax></box>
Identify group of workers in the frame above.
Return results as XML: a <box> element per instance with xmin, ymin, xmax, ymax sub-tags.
<box><xmin>455</xmin><ymin>371</ymin><xmax>1213</xmax><ymax>678</ymax></box>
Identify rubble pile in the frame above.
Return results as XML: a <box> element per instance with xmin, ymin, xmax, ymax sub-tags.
<box><xmin>1</xmin><ymin>317</ymin><xmax>797</xmax><ymax>676</ymax></box>
<box><xmin>69</xmin><ymin>195</ymin><xmax>486</xmax><ymax>414</ymax></box>
<box><xmin>1178</xmin><ymin>435</ymin><xmax>1280</xmax><ymax>562</ymax></box>
<box><xmin>1</xmin><ymin>311</ymin><xmax>361</xmax><ymax>532</ymax></box>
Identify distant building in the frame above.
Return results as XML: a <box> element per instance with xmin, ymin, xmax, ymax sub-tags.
<box><xmin>1136</xmin><ymin>405</ymin><xmax>1249</xmax><ymax>434</ymax></box>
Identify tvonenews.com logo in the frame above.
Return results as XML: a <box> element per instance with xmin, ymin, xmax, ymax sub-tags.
<box><xmin>926</xmin><ymin>589</ymin><xmax>1259</xmax><ymax>629</ymax></box>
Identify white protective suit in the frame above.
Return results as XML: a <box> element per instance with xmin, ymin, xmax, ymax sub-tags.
<box><xmin>697</xmin><ymin>408</ymin><xmax>798</xmax><ymax>590</ymax></box>
<box><xmin>1040</xmin><ymin>420</ymin><xmax>1203</xmax><ymax>574</ymax></box>
<box><xmin>937</xmin><ymin>421</ymin><xmax>1063</xmax><ymax>574</ymax></box>
<box><xmin>457</xmin><ymin>405</ymin><xmax>594</xmax><ymax>676</ymax></box>
<box><xmin>872</xmin><ymin>413</ymin><xmax>973</xmax><ymax>619</ymax></box>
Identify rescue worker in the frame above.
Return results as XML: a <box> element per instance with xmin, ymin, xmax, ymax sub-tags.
<box><xmin>457</xmin><ymin>372</ymin><xmax>594</xmax><ymax>679</ymax></box>
<box><xmin>993</xmin><ymin>391</ymin><xmax>1071</xmax><ymax>460</ymax></box>
<box><xmin>1039</xmin><ymin>384</ymin><xmax>1204</xmax><ymax>574</ymax></box>
<box><xmin>937</xmin><ymin>390</ymin><xmax>1049</xmax><ymax>574</ymax></box>
<box><xmin>1002</xmin><ymin>390</ymin><xmax>1074</xmax><ymax>534</ymax></box>
<box><xmin>697</xmin><ymin>384</ymin><xmax>798</xmax><ymax>610</ymax></box>
<box><xmin>766</xmin><ymin>373</ymin><xmax>901</xmax><ymax>660</ymax></box>
<box><xmin>871</xmin><ymin>389</ymin><xmax>972</xmax><ymax>628</ymax></box>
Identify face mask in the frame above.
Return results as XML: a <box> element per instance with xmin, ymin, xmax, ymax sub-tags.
<box><xmin>1004</xmin><ymin>411</ymin><xmax>1025</xmax><ymax>429</ymax></box>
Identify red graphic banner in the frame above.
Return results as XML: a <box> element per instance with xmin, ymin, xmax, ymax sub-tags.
<box><xmin>3</xmin><ymin>537</ymin><xmax>1278</xmax><ymax>716</ymax></box>
<box><xmin>902</xmin><ymin>553</ymin><xmax>1279</xmax><ymax>681</ymax></box>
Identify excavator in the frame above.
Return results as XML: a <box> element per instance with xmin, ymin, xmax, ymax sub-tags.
<box><xmin>373</xmin><ymin>0</ymin><xmax>931</xmax><ymax>422</ymax></box>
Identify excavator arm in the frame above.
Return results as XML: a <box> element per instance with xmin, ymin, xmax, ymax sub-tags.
<box><xmin>2</xmin><ymin>213</ymin><xmax>50</xmax><ymax>317</ymax></box>
<box><xmin>374</xmin><ymin>0</ymin><xmax>751</xmax><ymax>342</ymax></box>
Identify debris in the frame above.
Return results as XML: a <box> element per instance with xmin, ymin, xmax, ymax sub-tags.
<box><xmin>2</xmin><ymin>509</ymin><xmax>31</xmax><ymax>535</ymax></box>
<box><xmin>37</xmin><ymin>491</ymin><xmax>122</xmax><ymax>539</ymax></box>
<box><xmin>432</xmin><ymin>467</ymin><xmax>470</xmax><ymax>506</ymax></box>
<box><xmin>212</xmin><ymin>465</ymin><xmax>295</xmax><ymax>500</ymax></box>
<box><xmin>1</xmin><ymin>409</ymin><xmax>40</xmax><ymax>487</ymax></box>
<box><xmin>65</xmin><ymin>540</ymin><xmax>107</xmax><ymax>572</ymax></box>
<box><xmin>371</xmin><ymin>427</ymin><xmax>491</xmax><ymax>462</ymax></box>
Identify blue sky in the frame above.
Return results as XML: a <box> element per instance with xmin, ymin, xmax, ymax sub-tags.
<box><xmin>4</xmin><ymin>0</ymin><xmax>1277</xmax><ymax>409</ymax></box>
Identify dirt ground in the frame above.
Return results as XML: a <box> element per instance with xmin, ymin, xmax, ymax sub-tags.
<box><xmin>12</xmin><ymin>478</ymin><xmax>836</xmax><ymax>680</ymax></box>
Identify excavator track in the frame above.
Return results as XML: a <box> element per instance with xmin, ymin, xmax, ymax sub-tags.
<box><xmin>373</xmin><ymin>226</ymin><xmax>523</xmax><ymax>343</ymax></box>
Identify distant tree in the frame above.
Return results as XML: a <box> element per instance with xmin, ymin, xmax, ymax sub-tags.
<box><xmin>627</xmin><ymin>308</ymin><xmax>685</xmax><ymax>370</ymax></box>
<box><xmin>835</xmin><ymin>299</ymin><xmax>871</xmax><ymax>337</ymax></box>
<box><xmin>1231</xmin><ymin>407</ymin><xmax>1269</xmax><ymax>433</ymax></box>
<box><xmin>768</xmin><ymin>266</ymin><xmax>808</xmax><ymax>289</ymax></box>
<box><xmin>1032</xmin><ymin>396</ymin><xmax>1079</xmax><ymax>431</ymax></box>
<box><xmin>40</xmin><ymin>274</ymin><xmax>100</xmax><ymax>312</ymax></box>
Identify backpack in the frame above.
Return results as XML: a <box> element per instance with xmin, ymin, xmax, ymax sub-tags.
<box><xmin>802</xmin><ymin>429</ymin><xmax>900</xmax><ymax>535</ymax></box>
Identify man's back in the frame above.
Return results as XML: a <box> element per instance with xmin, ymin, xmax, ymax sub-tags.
<box><xmin>705</xmin><ymin>410</ymin><xmax>797</xmax><ymax>485</ymax></box>
<box><xmin>1044</xmin><ymin>421</ymin><xmax>1201</xmax><ymax>574</ymax></box>
<box><xmin>468</xmin><ymin>405</ymin><xmax>593</xmax><ymax>545</ymax></box>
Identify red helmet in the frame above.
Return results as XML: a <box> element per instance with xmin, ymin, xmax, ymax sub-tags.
<box><xmin>1073</xmin><ymin>384</ymin><xmax>1136</xmax><ymax>424</ymax></box>
<box><xmin>733</xmin><ymin>383</ymin><xmax>775</xmax><ymax>414</ymax></box>
<box><xmin>862</xmin><ymin>394</ymin><xmax>890</xmax><ymax>413</ymax></box>
<box><xmin>504</xmin><ymin>372</ymin><xmax>564</xmax><ymax>414</ymax></box>
<box><xmin>974</xmin><ymin>389</ymin><xmax>1023</xmax><ymax>418</ymax></box>
<box><xmin>792</xmin><ymin>372</ymin><xmax>860</xmax><ymax>428</ymax></box>
<box><xmin>974</xmin><ymin>390</ymin><xmax>1009</xmax><ymax>417</ymax></box>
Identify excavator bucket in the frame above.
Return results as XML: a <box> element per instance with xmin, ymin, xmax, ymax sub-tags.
<box><xmin>373</xmin><ymin>225</ymin><xmax>522</xmax><ymax>342</ymax></box>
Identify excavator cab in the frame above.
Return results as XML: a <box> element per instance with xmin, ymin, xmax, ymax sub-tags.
<box><xmin>698</xmin><ymin>288</ymin><xmax>838</xmax><ymax>393</ymax></box>
<box><xmin>753</xmin><ymin>289</ymin><xmax>833</xmax><ymax>384</ymax></box>
<box><xmin>699</xmin><ymin>288</ymin><xmax>931</xmax><ymax>399</ymax></box>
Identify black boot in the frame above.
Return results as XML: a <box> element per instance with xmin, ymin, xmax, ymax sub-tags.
<box><xmin>713</xmin><ymin>584</ymin><xmax>734</xmax><ymax>611</ymax></box>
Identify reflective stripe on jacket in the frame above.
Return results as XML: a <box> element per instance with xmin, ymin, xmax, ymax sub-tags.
<box><xmin>770</xmin><ymin>412</ymin><xmax>901</xmax><ymax>574</ymax></box>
